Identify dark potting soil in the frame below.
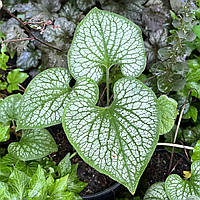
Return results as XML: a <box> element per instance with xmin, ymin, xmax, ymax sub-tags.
<box><xmin>49</xmin><ymin>124</ymin><xmax>191</xmax><ymax>197</ymax></box>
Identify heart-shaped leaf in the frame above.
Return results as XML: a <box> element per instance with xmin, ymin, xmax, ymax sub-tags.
<box><xmin>17</xmin><ymin>68</ymin><xmax>98</xmax><ymax>129</ymax></box>
<box><xmin>165</xmin><ymin>161</ymin><xmax>200</xmax><ymax>200</ymax></box>
<box><xmin>8</xmin><ymin>129</ymin><xmax>58</xmax><ymax>161</ymax></box>
<box><xmin>0</xmin><ymin>94</ymin><xmax>22</xmax><ymax>124</ymax></box>
<box><xmin>7</xmin><ymin>69</ymin><xmax>29</xmax><ymax>93</ymax></box>
<box><xmin>144</xmin><ymin>182</ymin><xmax>169</xmax><ymax>200</ymax></box>
<box><xmin>192</xmin><ymin>140</ymin><xmax>200</xmax><ymax>162</ymax></box>
<box><xmin>62</xmin><ymin>77</ymin><xmax>159</xmax><ymax>194</ymax></box>
<box><xmin>68</xmin><ymin>7</ymin><xmax>146</xmax><ymax>83</ymax></box>
<box><xmin>157</xmin><ymin>95</ymin><xmax>178</xmax><ymax>135</ymax></box>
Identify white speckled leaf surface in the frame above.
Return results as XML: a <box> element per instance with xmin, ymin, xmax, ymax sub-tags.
<box><xmin>0</xmin><ymin>94</ymin><xmax>22</xmax><ymax>124</ymax></box>
<box><xmin>165</xmin><ymin>161</ymin><xmax>200</xmax><ymax>200</ymax></box>
<box><xmin>144</xmin><ymin>182</ymin><xmax>169</xmax><ymax>200</ymax></box>
<box><xmin>17</xmin><ymin>68</ymin><xmax>98</xmax><ymax>129</ymax></box>
<box><xmin>62</xmin><ymin>77</ymin><xmax>159</xmax><ymax>194</ymax></box>
<box><xmin>8</xmin><ymin>129</ymin><xmax>58</xmax><ymax>161</ymax></box>
<box><xmin>68</xmin><ymin>7</ymin><xmax>146</xmax><ymax>82</ymax></box>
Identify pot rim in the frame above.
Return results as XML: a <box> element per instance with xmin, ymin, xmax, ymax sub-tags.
<box><xmin>81</xmin><ymin>182</ymin><xmax>120</xmax><ymax>199</ymax></box>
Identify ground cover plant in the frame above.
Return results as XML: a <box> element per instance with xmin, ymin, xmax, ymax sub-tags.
<box><xmin>1</xmin><ymin>0</ymin><xmax>200</xmax><ymax>199</ymax></box>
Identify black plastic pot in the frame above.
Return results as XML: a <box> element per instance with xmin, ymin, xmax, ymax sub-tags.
<box><xmin>82</xmin><ymin>182</ymin><xmax>121</xmax><ymax>200</ymax></box>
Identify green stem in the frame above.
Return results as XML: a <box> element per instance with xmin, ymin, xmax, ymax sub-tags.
<box><xmin>106</xmin><ymin>68</ymin><xmax>109</xmax><ymax>106</ymax></box>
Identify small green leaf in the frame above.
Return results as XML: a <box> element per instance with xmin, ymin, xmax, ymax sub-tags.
<box><xmin>68</xmin><ymin>7</ymin><xmax>146</xmax><ymax>82</ymax></box>
<box><xmin>193</xmin><ymin>25</ymin><xmax>200</xmax><ymax>39</ymax></box>
<box><xmin>7</xmin><ymin>69</ymin><xmax>29</xmax><ymax>93</ymax></box>
<box><xmin>165</xmin><ymin>161</ymin><xmax>200</xmax><ymax>200</ymax></box>
<box><xmin>57</xmin><ymin>153</ymin><xmax>71</xmax><ymax>177</ymax></box>
<box><xmin>186</xmin><ymin>59</ymin><xmax>200</xmax><ymax>82</ymax></box>
<box><xmin>0</xmin><ymin>181</ymin><xmax>15</xmax><ymax>199</ymax></box>
<box><xmin>7</xmin><ymin>168</ymin><xmax>30</xmax><ymax>199</ymax></box>
<box><xmin>8</xmin><ymin>129</ymin><xmax>58</xmax><ymax>161</ymax></box>
<box><xmin>27</xmin><ymin>165</ymin><xmax>46</xmax><ymax>198</ymax></box>
<box><xmin>48</xmin><ymin>175</ymin><xmax>76</xmax><ymax>199</ymax></box>
<box><xmin>0</xmin><ymin>80</ymin><xmax>7</xmax><ymax>90</ymax></box>
<box><xmin>191</xmin><ymin>140</ymin><xmax>200</xmax><ymax>162</ymax></box>
<box><xmin>0</xmin><ymin>123</ymin><xmax>10</xmax><ymax>142</ymax></box>
<box><xmin>0</xmin><ymin>94</ymin><xmax>22</xmax><ymax>124</ymax></box>
<box><xmin>183</xmin><ymin>105</ymin><xmax>198</xmax><ymax>122</ymax></box>
<box><xmin>63</xmin><ymin>77</ymin><xmax>159</xmax><ymax>194</ymax></box>
<box><xmin>17</xmin><ymin>68</ymin><xmax>98</xmax><ymax>129</ymax></box>
<box><xmin>158</xmin><ymin>95</ymin><xmax>178</xmax><ymax>135</ymax></box>
<box><xmin>144</xmin><ymin>182</ymin><xmax>169</xmax><ymax>200</ymax></box>
<box><xmin>0</xmin><ymin>162</ymin><xmax>12</xmax><ymax>182</ymax></box>
<box><xmin>67</xmin><ymin>164</ymin><xmax>87</xmax><ymax>193</ymax></box>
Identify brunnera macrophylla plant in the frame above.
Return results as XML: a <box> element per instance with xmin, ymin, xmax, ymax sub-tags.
<box><xmin>16</xmin><ymin>8</ymin><xmax>174</xmax><ymax>194</ymax></box>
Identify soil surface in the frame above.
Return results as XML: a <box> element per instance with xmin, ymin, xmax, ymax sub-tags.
<box><xmin>49</xmin><ymin>124</ymin><xmax>191</xmax><ymax>198</ymax></box>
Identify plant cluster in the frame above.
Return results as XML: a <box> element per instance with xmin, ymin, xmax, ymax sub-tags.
<box><xmin>0</xmin><ymin>153</ymin><xmax>86</xmax><ymax>199</ymax></box>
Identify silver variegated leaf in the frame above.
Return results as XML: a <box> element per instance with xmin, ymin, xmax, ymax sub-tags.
<box><xmin>62</xmin><ymin>77</ymin><xmax>159</xmax><ymax>194</ymax></box>
<box><xmin>17</xmin><ymin>68</ymin><xmax>98</xmax><ymax>129</ymax></box>
<box><xmin>165</xmin><ymin>161</ymin><xmax>200</xmax><ymax>200</ymax></box>
<box><xmin>0</xmin><ymin>94</ymin><xmax>22</xmax><ymax>124</ymax></box>
<box><xmin>68</xmin><ymin>7</ymin><xmax>146</xmax><ymax>83</ymax></box>
<box><xmin>8</xmin><ymin>129</ymin><xmax>58</xmax><ymax>161</ymax></box>
<box><xmin>144</xmin><ymin>182</ymin><xmax>169</xmax><ymax>200</ymax></box>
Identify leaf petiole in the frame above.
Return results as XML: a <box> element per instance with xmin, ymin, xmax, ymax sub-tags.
<box><xmin>106</xmin><ymin>68</ymin><xmax>110</xmax><ymax>106</ymax></box>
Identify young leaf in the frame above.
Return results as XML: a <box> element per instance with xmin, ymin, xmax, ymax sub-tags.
<box><xmin>165</xmin><ymin>161</ymin><xmax>200</xmax><ymax>200</ymax></box>
<box><xmin>48</xmin><ymin>175</ymin><xmax>75</xmax><ymax>199</ymax></box>
<box><xmin>7</xmin><ymin>69</ymin><xmax>29</xmax><ymax>93</ymax></box>
<box><xmin>68</xmin><ymin>7</ymin><xmax>146</xmax><ymax>82</ymax></box>
<box><xmin>8</xmin><ymin>129</ymin><xmax>58</xmax><ymax>161</ymax></box>
<box><xmin>27</xmin><ymin>165</ymin><xmax>46</xmax><ymax>198</ymax></box>
<box><xmin>67</xmin><ymin>164</ymin><xmax>87</xmax><ymax>193</ymax></box>
<box><xmin>7</xmin><ymin>168</ymin><xmax>30</xmax><ymax>199</ymax></box>
<box><xmin>144</xmin><ymin>182</ymin><xmax>169</xmax><ymax>200</ymax></box>
<box><xmin>0</xmin><ymin>80</ymin><xmax>7</xmax><ymax>90</ymax></box>
<box><xmin>183</xmin><ymin>105</ymin><xmax>198</xmax><ymax>122</ymax></box>
<box><xmin>0</xmin><ymin>123</ymin><xmax>10</xmax><ymax>142</ymax></box>
<box><xmin>63</xmin><ymin>77</ymin><xmax>159</xmax><ymax>194</ymax></box>
<box><xmin>0</xmin><ymin>94</ymin><xmax>22</xmax><ymax>124</ymax></box>
<box><xmin>157</xmin><ymin>95</ymin><xmax>178</xmax><ymax>135</ymax></box>
<box><xmin>57</xmin><ymin>153</ymin><xmax>71</xmax><ymax>177</ymax></box>
<box><xmin>17</xmin><ymin>68</ymin><xmax>98</xmax><ymax>129</ymax></box>
<box><xmin>191</xmin><ymin>140</ymin><xmax>200</xmax><ymax>162</ymax></box>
